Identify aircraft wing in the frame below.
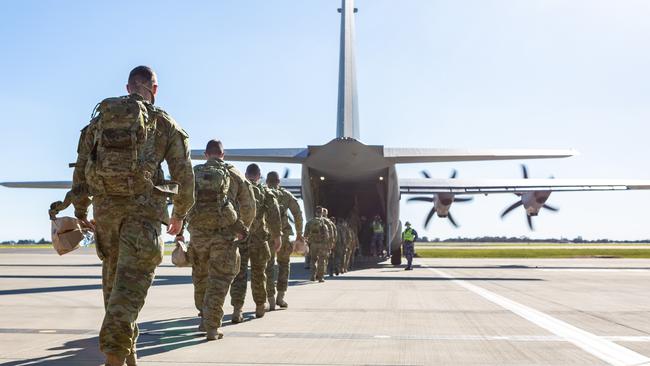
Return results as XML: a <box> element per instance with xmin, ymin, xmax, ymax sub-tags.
<box><xmin>0</xmin><ymin>178</ymin><xmax>305</xmax><ymax>199</ymax></box>
<box><xmin>0</xmin><ymin>181</ymin><xmax>72</xmax><ymax>189</ymax></box>
<box><xmin>191</xmin><ymin>148</ymin><xmax>308</xmax><ymax>163</ymax></box>
<box><xmin>385</xmin><ymin>148</ymin><xmax>577</xmax><ymax>164</ymax></box>
<box><xmin>399</xmin><ymin>178</ymin><xmax>650</xmax><ymax>195</ymax></box>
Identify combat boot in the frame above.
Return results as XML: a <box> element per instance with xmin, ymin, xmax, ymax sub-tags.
<box><xmin>276</xmin><ymin>291</ymin><xmax>288</xmax><ymax>308</ymax></box>
<box><xmin>105</xmin><ymin>353</ymin><xmax>125</xmax><ymax>366</ymax></box>
<box><xmin>206</xmin><ymin>328</ymin><xmax>224</xmax><ymax>341</ymax></box>
<box><xmin>126</xmin><ymin>352</ymin><xmax>137</xmax><ymax>366</ymax></box>
<box><xmin>232</xmin><ymin>307</ymin><xmax>243</xmax><ymax>323</ymax></box>
<box><xmin>268</xmin><ymin>296</ymin><xmax>276</xmax><ymax>311</ymax></box>
<box><xmin>198</xmin><ymin>318</ymin><xmax>206</xmax><ymax>332</ymax></box>
<box><xmin>255</xmin><ymin>303</ymin><xmax>266</xmax><ymax>318</ymax></box>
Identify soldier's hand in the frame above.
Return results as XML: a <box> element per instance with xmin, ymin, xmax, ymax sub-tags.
<box><xmin>273</xmin><ymin>236</ymin><xmax>282</xmax><ymax>253</ymax></box>
<box><xmin>176</xmin><ymin>234</ymin><xmax>185</xmax><ymax>243</ymax></box>
<box><xmin>167</xmin><ymin>217</ymin><xmax>183</xmax><ymax>236</ymax></box>
<box><xmin>79</xmin><ymin>217</ymin><xmax>95</xmax><ymax>232</ymax></box>
<box><xmin>296</xmin><ymin>234</ymin><xmax>305</xmax><ymax>243</ymax></box>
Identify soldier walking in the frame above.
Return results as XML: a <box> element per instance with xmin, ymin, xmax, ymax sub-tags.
<box><xmin>265</xmin><ymin>171</ymin><xmax>304</xmax><ymax>310</ymax></box>
<box><xmin>70</xmin><ymin>66</ymin><xmax>195</xmax><ymax>366</ymax></box>
<box><xmin>229</xmin><ymin>164</ymin><xmax>282</xmax><ymax>322</ymax></box>
<box><xmin>186</xmin><ymin>140</ymin><xmax>255</xmax><ymax>341</ymax></box>
<box><xmin>304</xmin><ymin>206</ymin><xmax>331</xmax><ymax>282</ymax></box>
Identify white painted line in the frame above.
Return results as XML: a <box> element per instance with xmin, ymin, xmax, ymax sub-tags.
<box><xmin>38</xmin><ymin>330</ymin><xmax>56</xmax><ymax>333</ymax></box>
<box><xmin>258</xmin><ymin>333</ymin><xmax>276</xmax><ymax>337</ymax></box>
<box><xmin>373</xmin><ymin>335</ymin><xmax>391</xmax><ymax>339</ymax></box>
<box><xmin>423</xmin><ymin>265</ymin><xmax>650</xmax><ymax>366</ymax></box>
<box><xmin>539</xmin><ymin>269</ymin><xmax>648</xmax><ymax>273</ymax></box>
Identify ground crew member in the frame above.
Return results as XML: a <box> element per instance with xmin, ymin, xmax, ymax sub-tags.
<box><xmin>265</xmin><ymin>171</ymin><xmax>304</xmax><ymax>310</ymax></box>
<box><xmin>69</xmin><ymin>66</ymin><xmax>195</xmax><ymax>366</ymax></box>
<box><xmin>402</xmin><ymin>221</ymin><xmax>418</xmax><ymax>270</ymax></box>
<box><xmin>304</xmin><ymin>206</ymin><xmax>331</xmax><ymax>282</ymax></box>
<box><xmin>229</xmin><ymin>164</ymin><xmax>282</xmax><ymax>322</ymax></box>
<box><xmin>187</xmin><ymin>140</ymin><xmax>255</xmax><ymax>341</ymax></box>
<box><xmin>370</xmin><ymin>215</ymin><xmax>385</xmax><ymax>257</ymax></box>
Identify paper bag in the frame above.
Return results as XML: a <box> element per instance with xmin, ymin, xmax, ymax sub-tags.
<box><xmin>172</xmin><ymin>240</ymin><xmax>191</xmax><ymax>267</ymax></box>
<box><xmin>51</xmin><ymin>217</ymin><xmax>84</xmax><ymax>255</ymax></box>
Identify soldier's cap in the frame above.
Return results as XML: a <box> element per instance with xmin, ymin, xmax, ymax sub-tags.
<box><xmin>405</xmin><ymin>221</ymin><xmax>411</xmax><ymax>227</ymax></box>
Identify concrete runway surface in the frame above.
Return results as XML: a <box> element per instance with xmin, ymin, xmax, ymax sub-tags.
<box><xmin>1</xmin><ymin>249</ymin><xmax>650</xmax><ymax>366</ymax></box>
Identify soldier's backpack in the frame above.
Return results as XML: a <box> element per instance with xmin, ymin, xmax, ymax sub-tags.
<box><xmin>187</xmin><ymin>162</ymin><xmax>238</xmax><ymax>229</ymax></box>
<box><xmin>307</xmin><ymin>217</ymin><xmax>330</xmax><ymax>244</ymax></box>
<box><xmin>85</xmin><ymin>96</ymin><xmax>153</xmax><ymax>197</ymax></box>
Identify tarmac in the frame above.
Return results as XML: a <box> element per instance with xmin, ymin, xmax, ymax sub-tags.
<box><xmin>1</xmin><ymin>248</ymin><xmax>650</xmax><ymax>365</ymax></box>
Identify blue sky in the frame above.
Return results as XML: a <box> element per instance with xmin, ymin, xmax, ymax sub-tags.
<box><xmin>1</xmin><ymin>0</ymin><xmax>650</xmax><ymax>242</ymax></box>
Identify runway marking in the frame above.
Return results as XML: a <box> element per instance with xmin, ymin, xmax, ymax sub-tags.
<box><xmin>373</xmin><ymin>335</ymin><xmax>391</xmax><ymax>339</ymax></box>
<box><xmin>423</xmin><ymin>265</ymin><xmax>650</xmax><ymax>366</ymax></box>
<box><xmin>539</xmin><ymin>269</ymin><xmax>649</xmax><ymax>273</ymax></box>
<box><xmin>259</xmin><ymin>333</ymin><xmax>276</xmax><ymax>337</ymax></box>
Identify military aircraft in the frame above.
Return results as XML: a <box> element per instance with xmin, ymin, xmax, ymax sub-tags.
<box><xmin>3</xmin><ymin>0</ymin><xmax>650</xmax><ymax>264</ymax></box>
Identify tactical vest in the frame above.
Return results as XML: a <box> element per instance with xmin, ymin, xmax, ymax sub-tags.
<box><xmin>187</xmin><ymin>161</ymin><xmax>237</xmax><ymax>229</ymax></box>
<box><xmin>403</xmin><ymin>228</ymin><xmax>416</xmax><ymax>242</ymax></box>
<box><xmin>85</xmin><ymin>96</ymin><xmax>155</xmax><ymax>197</ymax></box>
<box><xmin>372</xmin><ymin>221</ymin><xmax>384</xmax><ymax>234</ymax></box>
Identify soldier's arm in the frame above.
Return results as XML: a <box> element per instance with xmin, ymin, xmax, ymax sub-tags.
<box><xmin>164</xmin><ymin>120</ymin><xmax>195</xmax><ymax>220</ymax></box>
<box><xmin>231</xmin><ymin>169</ymin><xmax>256</xmax><ymax>228</ymax></box>
<box><xmin>286</xmin><ymin>192</ymin><xmax>304</xmax><ymax>236</ymax></box>
<box><xmin>265</xmin><ymin>192</ymin><xmax>283</xmax><ymax>238</ymax></box>
<box><xmin>71</xmin><ymin>122</ymin><xmax>95</xmax><ymax>219</ymax></box>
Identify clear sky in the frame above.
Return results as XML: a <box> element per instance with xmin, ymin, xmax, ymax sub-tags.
<box><xmin>1</xmin><ymin>0</ymin><xmax>650</xmax><ymax>242</ymax></box>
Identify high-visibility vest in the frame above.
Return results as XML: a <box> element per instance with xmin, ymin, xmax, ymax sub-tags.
<box><xmin>402</xmin><ymin>228</ymin><xmax>415</xmax><ymax>242</ymax></box>
<box><xmin>372</xmin><ymin>221</ymin><xmax>384</xmax><ymax>234</ymax></box>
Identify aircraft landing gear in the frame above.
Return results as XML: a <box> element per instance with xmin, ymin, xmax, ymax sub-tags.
<box><xmin>391</xmin><ymin>246</ymin><xmax>402</xmax><ymax>265</ymax></box>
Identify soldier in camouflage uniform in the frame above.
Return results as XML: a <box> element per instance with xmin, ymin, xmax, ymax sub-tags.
<box><xmin>305</xmin><ymin>206</ymin><xmax>331</xmax><ymax>282</ymax></box>
<box><xmin>229</xmin><ymin>164</ymin><xmax>282</xmax><ymax>322</ymax></box>
<box><xmin>69</xmin><ymin>66</ymin><xmax>195</xmax><ymax>366</ymax></box>
<box><xmin>334</xmin><ymin>219</ymin><xmax>349</xmax><ymax>275</ymax></box>
<box><xmin>343</xmin><ymin>224</ymin><xmax>359</xmax><ymax>272</ymax></box>
<box><xmin>265</xmin><ymin>171</ymin><xmax>303</xmax><ymax>310</ymax></box>
<box><xmin>187</xmin><ymin>140</ymin><xmax>255</xmax><ymax>341</ymax></box>
<box><xmin>321</xmin><ymin>208</ymin><xmax>337</xmax><ymax>277</ymax></box>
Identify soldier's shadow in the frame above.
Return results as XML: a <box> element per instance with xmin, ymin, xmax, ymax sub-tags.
<box><xmin>2</xmin><ymin>315</ymin><xmax>246</xmax><ymax>366</ymax></box>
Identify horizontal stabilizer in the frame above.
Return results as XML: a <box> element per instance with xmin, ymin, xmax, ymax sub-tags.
<box><xmin>400</xmin><ymin>178</ymin><xmax>650</xmax><ymax>195</ymax></box>
<box><xmin>191</xmin><ymin>148</ymin><xmax>308</xmax><ymax>163</ymax></box>
<box><xmin>385</xmin><ymin>148</ymin><xmax>577</xmax><ymax>164</ymax></box>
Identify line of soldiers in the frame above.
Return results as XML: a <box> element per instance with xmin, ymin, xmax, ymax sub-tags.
<box><xmin>51</xmin><ymin>66</ymin><xmax>313</xmax><ymax>366</ymax></box>
<box><xmin>303</xmin><ymin>208</ymin><xmax>360</xmax><ymax>282</ymax></box>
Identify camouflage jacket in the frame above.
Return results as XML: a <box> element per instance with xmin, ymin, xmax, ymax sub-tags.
<box><xmin>71</xmin><ymin>93</ymin><xmax>195</xmax><ymax>224</ymax></box>
<box><xmin>323</xmin><ymin>217</ymin><xmax>337</xmax><ymax>248</ymax></box>
<box><xmin>249</xmin><ymin>181</ymin><xmax>282</xmax><ymax>241</ymax></box>
<box><xmin>304</xmin><ymin>217</ymin><xmax>330</xmax><ymax>247</ymax></box>
<box><xmin>223</xmin><ymin>159</ymin><xmax>256</xmax><ymax>234</ymax></box>
<box><xmin>268</xmin><ymin>185</ymin><xmax>303</xmax><ymax>237</ymax></box>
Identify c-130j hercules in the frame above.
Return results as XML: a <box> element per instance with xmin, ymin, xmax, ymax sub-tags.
<box><xmin>3</xmin><ymin>0</ymin><xmax>650</xmax><ymax>264</ymax></box>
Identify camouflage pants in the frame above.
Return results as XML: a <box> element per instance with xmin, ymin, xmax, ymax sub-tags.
<box><xmin>230</xmin><ymin>240</ymin><xmax>271</xmax><ymax>307</ymax></box>
<box><xmin>344</xmin><ymin>237</ymin><xmax>357</xmax><ymax>270</ymax></box>
<box><xmin>266</xmin><ymin>235</ymin><xmax>293</xmax><ymax>297</ymax></box>
<box><xmin>189</xmin><ymin>232</ymin><xmax>240</xmax><ymax>330</ymax></box>
<box><xmin>309</xmin><ymin>244</ymin><xmax>329</xmax><ymax>280</ymax></box>
<box><xmin>97</xmin><ymin>216</ymin><xmax>163</xmax><ymax>357</ymax></box>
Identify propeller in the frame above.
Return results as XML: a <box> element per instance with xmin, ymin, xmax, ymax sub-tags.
<box><xmin>500</xmin><ymin>165</ymin><xmax>559</xmax><ymax>231</ymax></box>
<box><xmin>407</xmin><ymin>169</ymin><xmax>473</xmax><ymax>229</ymax></box>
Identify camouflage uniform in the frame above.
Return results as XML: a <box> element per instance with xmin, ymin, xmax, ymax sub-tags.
<box><xmin>187</xmin><ymin>159</ymin><xmax>255</xmax><ymax>333</ymax></box>
<box><xmin>230</xmin><ymin>181</ymin><xmax>282</xmax><ymax>310</ymax></box>
<box><xmin>344</xmin><ymin>225</ymin><xmax>358</xmax><ymax>271</ymax></box>
<box><xmin>334</xmin><ymin>221</ymin><xmax>349</xmax><ymax>274</ymax></box>
<box><xmin>304</xmin><ymin>217</ymin><xmax>331</xmax><ymax>281</ymax></box>
<box><xmin>322</xmin><ymin>215</ymin><xmax>337</xmax><ymax>273</ymax></box>
<box><xmin>71</xmin><ymin>93</ymin><xmax>194</xmax><ymax>358</ymax></box>
<box><xmin>265</xmin><ymin>186</ymin><xmax>303</xmax><ymax>299</ymax></box>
